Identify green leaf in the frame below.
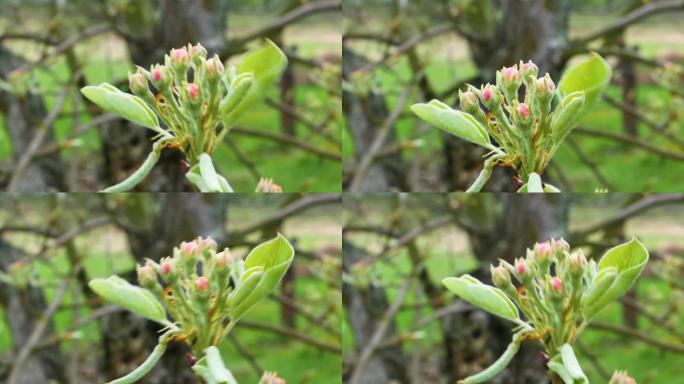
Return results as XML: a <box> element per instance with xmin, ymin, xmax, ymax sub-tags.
<box><xmin>81</xmin><ymin>83</ymin><xmax>161</xmax><ymax>133</ymax></box>
<box><xmin>411</xmin><ymin>100</ymin><xmax>491</xmax><ymax>149</ymax></box>
<box><xmin>228</xmin><ymin>234</ymin><xmax>295</xmax><ymax>321</ymax></box>
<box><xmin>442</xmin><ymin>274</ymin><xmax>519</xmax><ymax>322</ymax></box>
<box><xmin>551</xmin><ymin>91</ymin><xmax>585</xmax><ymax>144</ymax></box>
<box><xmin>559</xmin><ymin>344</ymin><xmax>589</xmax><ymax>383</ymax></box>
<box><xmin>517</xmin><ymin>172</ymin><xmax>544</xmax><ymax>193</ymax></box>
<box><xmin>583</xmin><ymin>238</ymin><xmax>648</xmax><ymax>319</ymax></box>
<box><xmin>547</xmin><ymin>355</ymin><xmax>576</xmax><ymax>384</ymax></box>
<box><xmin>557</xmin><ymin>53</ymin><xmax>611</xmax><ymax>109</ymax></box>
<box><xmin>89</xmin><ymin>276</ymin><xmax>167</xmax><ymax>325</ymax></box>
<box><xmin>190</xmin><ymin>347</ymin><xmax>238</xmax><ymax>384</ymax></box>
<box><xmin>198</xmin><ymin>153</ymin><xmax>222</xmax><ymax>192</ymax></box>
<box><xmin>461</xmin><ymin>329</ymin><xmax>529</xmax><ymax>383</ymax></box>
<box><xmin>221</xmin><ymin>39</ymin><xmax>287</xmax><ymax>130</ymax></box>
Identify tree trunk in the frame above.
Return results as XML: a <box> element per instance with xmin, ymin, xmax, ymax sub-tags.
<box><xmin>342</xmin><ymin>238</ymin><xmax>410</xmax><ymax>384</ymax></box>
<box><xmin>0</xmin><ymin>240</ymin><xmax>68</xmax><ymax>384</ymax></box>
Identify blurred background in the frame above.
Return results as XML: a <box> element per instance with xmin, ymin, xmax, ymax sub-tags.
<box><xmin>343</xmin><ymin>193</ymin><xmax>684</xmax><ymax>383</ymax></box>
<box><xmin>0</xmin><ymin>193</ymin><xmax>341</xmax><ymax>383</ymax></box>
<box><xmin>0</xmin><ymin>0</ymin><xmax>341</xmax><ymax>192</ymax></box>
<box><xmin>343</xmin><ymin>0</ymin><xmax>684</xmax><ymax>192</ymax></box>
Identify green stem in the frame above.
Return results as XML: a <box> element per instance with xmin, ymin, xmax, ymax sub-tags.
<box><xmin>460</xmin><ymin>329</ymin><xmax>531</xmax><ymax>384</ymax></box>
<box><xmin>106</xmin><ymin>332</ymin><xmax>174</xmax><ymax>384</ymax></box>
<box><xmin>101</xmin><ymin>139</ymin><xmax>168</xmax><ymax>192</ymax></box>
<box><xmin>466</xmin><ymin>154</ymin><xmax>504</xmax><ymax>193</ymax></box>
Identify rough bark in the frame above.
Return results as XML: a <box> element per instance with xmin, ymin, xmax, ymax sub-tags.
<box><xmin>0</xmin><ymin>240</ymin><xmax>68</xmax><ymax>384</ymax></box>
<box><xmin>0</xmin><ymin>47</ymin><xmax>67</xmax><ymax>191</ymax></box>
<box><xmin>342</xmin><ymin>45</ymin><xmax>408</xmax><ymax>191</ymax></box>
<box><xmin>342</xmin><ymin>238</ymin><xmax>410</xmax><ymax>384</ymax></box>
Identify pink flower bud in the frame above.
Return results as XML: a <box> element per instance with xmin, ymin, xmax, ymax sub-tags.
<box><xmin>519</xmin><ymin>60</ymin><xmax>539</xmax><ymax>79</ymax></box>
<box><xmin>206</xmin><ymin>55</ymin><xmax>224</xmax><ymax>77</ymax></box>
<box><xmin>161</xmin><ymin>261</ymin><xmax>172</xmax><ymax>275</ymax></box>
<box><xmin>198</xmin><ymin>236</ymin><xmax>217</xmax><ymax>252</ymax></box>
<box><xmin>552</xmin><ymin>238</ymin><xmax>569</xmax><ymax>252</ymax></box>
<box><xmin>152</xmin><ymin>70</ymin><xmax>161</xmax><ymax>82</ymax></box>
<box><xmin>459</xmin><ymin>90</ymin><xmax>478</xmax><ymax>110</ymax></box>
<box><xmin>514</xmin><ymin>258</ymin><xmax>526</xmax><ymax>276</ymax></box>
<box><xmin>502</xmin><ymin>66</ymin><xmax>520</xmax><ymax>82</ymax></box>
<box><xmin>569</xmin><ymin>250</ymin><xmax>587</xmax><ymax>270</ymax></box>
<box><xmin>197</xmin><ymin>276</ymin><xmax>209</xmax><ymax>292</ymax></box>
<box><xmin>255</xmin><ymin>177</ymin><xmax>283</xmax><ymax>193</ymax></box>
<box><xmin>482</xmin><ymin>88</ymin><xmax>493</xmax><ymax>102</ymax></box>
<box><xmin>214</xmin><ymin>249</ymin><xmax>234</xmax><ymax>269</ymax></box>
<box><xmin>181</xmin><ymin>240</ymin><xmax>199</xmax><ymax>257</ymax></box>
<box><xmin>187</xmin><ymin>83</ymin><xmax>199</xmax><ymax>99</ymax></box>
<box><xmin>171</xmin><ymin>47</ymin><xmax>189</xmax><ymax>65</ymax></box>
<box><xmin>534</xmin><ymin>241</ymin><xmax>552</xmax><ymax>258</ymax></box>
<box><xmin>189</xmin><ymin>43</ymin><xmax>208</xmax><ymax>62</ymax></box>
<box><xmin>550</xmin><ymin>277</ymin><xmax>562</xmax><ymax>293</ymax></box>
<box><xmin>260</xmin><ymin>371</ymin><xmax>285</xmax><ymax>384</ymax></box>
<box><xmin>518</xmin><ymin>103</ymin><xmax>530</xmax><ymax>119</ymax></box>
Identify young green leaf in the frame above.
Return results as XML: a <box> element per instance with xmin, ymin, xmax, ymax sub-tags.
<box><xmin>191</xmin><ymin>346</ymin><xmax>238</xmax><ymax>384</ymax></box>
<box><xmin>517</xmin><ymin>172</ymin><xmax>544</xmax><ymax>193</ymax></box>
<box><xmin>557</xmin><ymin>53</ymin><xmax>611</xmax><ymax>109</ymax></box>
<box><xmin>81</xmin><ymin>83</ymin><xmax>161</xmax><ymax>133</ymax></box>
<box><xmin>551</xmin><ymin>91</ymin><xmax>585</xmax><ymax>144</ymax></box>
<box><xmin>198</xmin><ymin>153</ymin><xmax>222</xmax><ymax>192</ymax></box>
<box><xmin>442</xmin><ymin>274</ymin><xmax>519</xmax><ymax>322</ymax></box>
<box><xmin>547</xmin><ymin>355</ymin><xmax>577</xmax><ymax>384</ymax></box>
<box><xmin>559</xmin><ymin>344</ymin><xmax>589</xmax><ymax>383</ymax></box>
<box><xmin>221</xmin><ymin>39</ymin><xmax>287</xmax><ymax>130</ymax></box>
<box><xmin>89</xmin><ymin>276</ymin><xmax>167</xmax><ymax>325</ymax></box>
<box><xmin>411</xmin><ymin>100</ymin><xmax>492</xmax><ymax>149</ymax></box>
<box><xmin>583</xmin><ymin>238</ymin><xmax>648</xmax><ymax>319</ymax></box>
<box><xmin>228</xmin><ymin>234</ymin><xmax>295</xmax><ymax>321</ymax></box>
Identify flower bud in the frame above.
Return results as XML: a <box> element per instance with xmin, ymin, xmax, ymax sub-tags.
<box><xmin>188</xmin><ymin>83</ymin><xmax>200</xmax><ymax>99</ymax></box>
<box><xmin>171</xmin><ymin>47</ymin><xmax>190</xmax><ymax>66</ymax></box>
<box><xmin>568</xmin><ymin>250</ymin><xmax>587</xmax><ymax>279</ymax></box>
<box><xmin>128</xmin><ymin>70</ymin><xmax>149</xmax><ymax>96</ymax></box>
<box><xmin>479</xmin><ymin>83</ymin><xmax>502</xmax><ymax>109</ymax></box>
<box><xmin>259</xmin><ymin>371</ymin><xmax>285</xmax><ymax>384</ymax></box>
<box><xmin>550</xmin><ymin>276</ymin><xmax>563</xmax><ymax>293</ymax></box>
<box><xmin>459</xmin><ymin>90</ymin><xmax>479</xmax><ymax>113</ymax></box>
<box><xmin>517</xmin><ymin>103</ymin><xmax>530</xmax><ymax>120</ymax></box>
<box><xmin>535</xmin><ymin>74</ymin><xmax>555</xmax><ymax>103</ymax></box>
<box><xmin>149</xmin><ymin>64</ymin><xmax>171</xmax><ymax>89</ymax></box>
<box><xmin>197</xmin><ymin>276</ymin><xmax>209</xmax><ymax>292</ymax></box>
<box><xmin>534</xmin><ymin>241</ymin><xmax>552</xmax><ymax>259</ymax></box>
<box><xmin>136</xmin><ymin>264</ymin><xmax>157</xmax><ymax>288</ymax></box>
<box><xmin>206</xmin><ymin>54</ymin><xmax>224</xmax><ymax>80</ymax></box>
<box><xmin>498</xmin><ymin>65</ymin><xmax>522</xmax><ymax>103</ymax></box>
<box><xmin>255</xmin><ymin>177</ymin><xmax>283</xmax><ymax>193</ymax></box>
<box><xmin>502</xmin><ymin>66</ymin><xmax>521</xmax><ymax>83</ymax></box>
<box><xmin>519</xmin><ymin>60</ymin><xmax>539</xmax><ymax>83</ymax></box>
<box><xmin>490</xmin><ymin>264</ymin><xmax>511</xmax><ymax>288</ymax></box>
<box><xmin>189</xmin><ymin>43</ymin><xmax>208</xmax><ymax>65</ymax></box>
<box><xmin>552</xmin><ymin>238</ymin><xmax>569</xmax><ymax>252</ymax></box>
<box><xmin>609</xmin><ymin>371</ymin><xmax>636</xmax><ymax>384</ymax></box>
<box><xmin>214</xmin><ymin>249</ymin><xmax>234</xmax><ymax>269</ymax></box>
<box><xmin>181</xmin><ymin>240</ymin><xmax>199</xmax><ymax>257</ymax></box>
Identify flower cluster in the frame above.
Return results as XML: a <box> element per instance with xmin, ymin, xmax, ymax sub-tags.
<box><xmin>412</xmin><ymin>54</ymin><xmax>612</xmax><ymax>192</ymax></box>
<box><xmin>490</xmin><ymin>238</ymin><xmax>585</xmax><ymax>351</ymax></box>
<box><xmin>82</xmin><ymin>40</ymin><xmax>287</xmax><ymax>192</ymax></box>
<box><xmin>442</xmin><ymin>238</ymin><xmax>648</xmax><ymax>383</ymax></box>
<box><xmin>128</xmin><ymin>43</ymin><xmax>246</xmax><ymax>162</ymax></box>
<box><xmin>89</xmin><ymin>234</ymin><xmax>294</xmax><ymax>383</ymax></box>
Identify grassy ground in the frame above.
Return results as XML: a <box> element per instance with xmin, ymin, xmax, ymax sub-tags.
<box><xmin>342</xmin><ymin>198</ymin><xmax>684</xmax><ymax>382</ymax></box>
<box><xmin>0</xmin><ymin>201</ymin><xmax>341</xmax><ymax>383</ymax></box>
<box><xmin>342</xmin><ymin>12</ymin><xmax>684</xmax><ymax>192</ymax></box>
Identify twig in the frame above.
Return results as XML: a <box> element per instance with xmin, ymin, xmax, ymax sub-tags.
<box><xmin>588</xmin><ymin>321</ymin><xmax>684</xmax><ymax>354</ymax></box>
<box><xmin>565</xmin><ymin>137</ymin><xmax>616</xmax><ymax>191</ymax></box>
<box><xmin>238</xmin><ymin>320</ymin><xmax>341</xmax><ymax>353</ymax></box>
<box><xmin>572</xmin><ymin>0</ymin><xmax>684</xmax><ymax>47</ymax></box>
<box><xmin>348</xmin><ymin>75</ymin><xmax>417</xmax><ymax>191</ymax></box>
<box><xmin>570</xmin><ymin>194</ymin><xmax>684</xmax><ymax>242</ymax></box>
<box><xmin>7</xmin><ymin>268</ymin><xmax>75</xmax><ymax>384</ymax></box>
<box><xmin>231</xmin><ymin>194</ymin><xmax>340</xmax><ymax>239</ymax></box>
<box><xmin>573</xmin><ymin>126</ymin><xmax>684</xmax><ymax>162</ymax></box>
<box><xmin>230</xmin><ymin>126</ymin><xmax>341</xmax><ymax>161</ymax></box>
<box><xmin>349</xmin><ymin>269</ymin><xmax>414</xmax><ymax>383</ymax></box>
<box><xmin>7</xmin><ymin>86</ymin><xmax>70</xmax><ymax>191</ymax></box>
